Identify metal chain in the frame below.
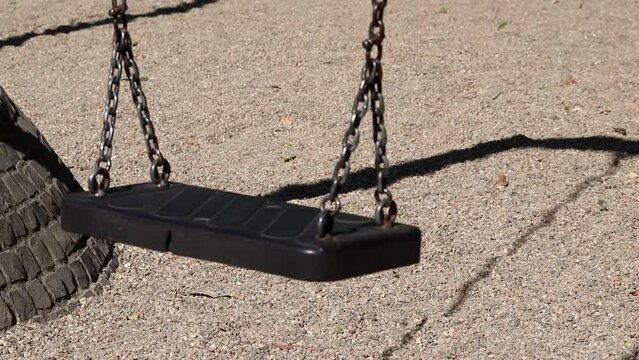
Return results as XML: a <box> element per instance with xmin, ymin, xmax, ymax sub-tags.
<box><xmin>317</xmin><ymin>66</ymin><xmax>370</xmax><ymax>237</ymax></box>
<box><xmin>317</xmin><ymin>0</ymin><xmax>396</xmax><ymax>237</ymax></box>
<box><xmin>88</xmin><ymin>30</ymin><xmax>123</xmax><ymax>196</ymax></box>
<box><xmin>121</xmin><ymin>32</ymin><xmax>171</xmax><ymax>186</ymax></box>
<box><xmin>370</xmin><ymin>61</ymin><xmax>397</xmax><ymax>227</ymax></box>
<box><xmin>88</xmin><ymin>0</ymin><xmax>170</xmax><ymax>196</ymax></box>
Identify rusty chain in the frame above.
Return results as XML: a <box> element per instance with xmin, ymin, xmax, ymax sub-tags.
<box><xmin>88</xmin><ymin>0</ymin><xmax>170</xmax><ymax>196</ymax></box>
<box><xmin>318</xmin><ymin>0</ymin><xmax>396</xmax><ymax>237</ymax></box>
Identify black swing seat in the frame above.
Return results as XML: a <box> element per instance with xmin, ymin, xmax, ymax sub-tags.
<box><xmin>61</xmin><ymin>183</ymin><xmax>421</xmax><ymax>281</ymax></box>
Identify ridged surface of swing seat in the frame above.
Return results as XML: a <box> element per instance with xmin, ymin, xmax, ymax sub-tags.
<box><xmin>61</xmin><ymin>183</ymin><xmax>421</xmax><ymax>281</ymax></box>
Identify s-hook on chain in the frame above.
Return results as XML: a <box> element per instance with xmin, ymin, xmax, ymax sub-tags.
<box><xmin>317</xmin><ymin>0</ymin><xmax>396</xmax><ymax>238</ymax></box>
<box><xmin>89</xmin><ymin>0</ymin><xmax>170</xmax><ymax>196</ymax></box>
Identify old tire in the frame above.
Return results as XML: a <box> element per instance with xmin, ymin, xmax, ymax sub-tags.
<box><xmin>0</xmin><ymin>86</ymin><xmax>117</xmax><ymax>330</ymax></box>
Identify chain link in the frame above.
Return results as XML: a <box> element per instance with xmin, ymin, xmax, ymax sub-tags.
<box><xmin>88</xmin><ymin>0</ymin><xmax>170</xmax><ymax>196</ymax></box>
<box><xmin>317</xmin><ymin>0</ymin><xmax>396</xmax><ymax>237</ymax></box>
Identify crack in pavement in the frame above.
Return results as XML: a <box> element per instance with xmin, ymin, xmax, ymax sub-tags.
<box><xmin>381</xmin><ymin>152</ymin><xmax>629</xmax><ymax>359</ymax></box>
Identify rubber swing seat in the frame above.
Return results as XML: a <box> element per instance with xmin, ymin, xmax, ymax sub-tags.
<box><xmin>61</xmin><ymin>183</ymin><xmax>421</xmax><ymax>281</ymax></box>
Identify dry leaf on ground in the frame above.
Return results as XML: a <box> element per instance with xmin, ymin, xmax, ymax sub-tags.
<box><xmin>496</xmin><ymin>174</ymin><xmax>509</xmax><ymax>187</ymax></box>
<box><xmin>613</xmin><ymin>127</ymin><xmax>627</xmax><ymax>136</ymax></box>
<box><xmin>564</xmin><ymin>104</ymin><xmax>583</xmax><ymax>113</ymax></box>
<box><xmin>562</xmin><ymin>75</ymin><xmax>577</xmax><ymax>85</ymax></box>
<box><xmin>127</xmin><ymin>312</ymin><xmax>141</xmax><ymax>320</ymax></box>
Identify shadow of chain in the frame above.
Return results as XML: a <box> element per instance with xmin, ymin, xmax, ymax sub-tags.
<box><xmin>268</xmin><ymin>134</ymin><xmax>639</xmax><ymax>203</ymax></box>
<box><xmin>0</xmin><ymin>0</ymin><xmax>219</xmax><ymax>49</ymax></box>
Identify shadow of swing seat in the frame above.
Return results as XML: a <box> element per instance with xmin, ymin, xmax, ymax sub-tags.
<box><xmin>62</xmin><ymin>183</ymin><xmax>421</xmax><ymax>281</ymax></box>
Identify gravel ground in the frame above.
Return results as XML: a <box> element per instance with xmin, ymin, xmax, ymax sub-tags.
<box><xmin>1</xmin><ymin>0</ymin><xmax>638</xmax><ymax>358</ymax></box>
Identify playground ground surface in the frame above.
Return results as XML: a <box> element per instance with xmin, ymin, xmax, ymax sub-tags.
<box><xmin>1</xmin><ymin>0</ymin><xmax>638</xmax><ymax>358</ymax></box>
